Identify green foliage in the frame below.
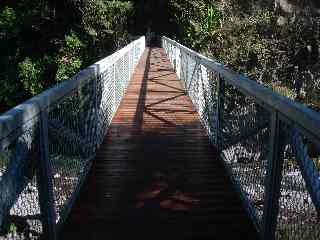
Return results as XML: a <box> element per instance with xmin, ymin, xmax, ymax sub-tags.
<box><xmin>0</xmin><ymin>76</ymin><xmax>19</xmax><ymax>109</ymax></box>
<box><xmin>2</xmin><ymin>0</ymin><xmax>319</xmax><ymax>113</ymax></box>
<box><xmin>169</xmin><ymin>1</ymin><xmax>221</xmax><ymax>50</ymax></box>
<box><xmin>65</xmin><ymin>32</ymin><xmax>84</xmax><ymax>52</ymax></box>
<box><xmin>0</xmin><ymin>6</ymin><xmax>20</xmax><ymax>110</ymax></box>
<box><xmin>56</xmin><ymin>57</ymin><xmax>82</xmax><ymax>82</ymax></box>
<box><xmin>207</xmin><ymin>9</ymin><xmax>275</xmax><ymax>78</ymax></box>
<box><xmin>1</xmin><ymin>222</ymin><xmax>17</xmax><ymax>235</ymax></box>
<box><xmin>9</xmin><ymin>223</ymin><xmax>17</xmax><ymax>233</ymax></box>
<box><xmin>0</xmin><ymin>6</ymin><xmax>17</xmax><ymax>39</ymax></box>
<box><xmin>56</xmin><ymin>32</ymin><xmax>84</xmax><ymax>82</ymax></box>
<box><xmin>0</xmin><ymin>1</ymin><xmax>134</xmax><ymax>112</ymax></box>
<box><xmin>81</xmin><ymin>0</ymin><xmax>134</xmax><ymax>59</ymax></box>
<box><xmin>171</xmin><ymin>1</ymin><xmax>320</xmax><ymax>108</ymax></box>
<box><xmin>18</xmin><ymin>57</ymin><xmax>43</xmax><ymax>96</ymax></box>
<box><xmin>200</xmin><ymin>5</ymin><xmax>221</xmax><ymax>34</ymax></box>
<box><xmin>208</xmin><ymin>6</ymin><xmax>320</xmax><ymax>108</ymax></box>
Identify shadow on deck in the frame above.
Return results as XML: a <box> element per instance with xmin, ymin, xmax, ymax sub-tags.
<box><xmin>60</xmin><ymin>48</ymin><xmax>258</xmax><ymax>239</ymax></box>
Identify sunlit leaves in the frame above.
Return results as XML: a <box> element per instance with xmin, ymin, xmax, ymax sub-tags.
<box><xmin>169</xmin><ymin>1</ymin><xmax>221</xmax><ymax>50</ymax></box>
<box><xmin>18</xmin><ymin>57</ymin><xmax>43</xmax><ymax>96</ymax></box>
<box><xmin>81</xmin><ymin>0</ymin><xmax>133</xmax><ymax>51</ymax></box>
<box><xmin>56</xmin><ymin>32</ymin><xmax>84</xmax><ymax>82</ymax></box>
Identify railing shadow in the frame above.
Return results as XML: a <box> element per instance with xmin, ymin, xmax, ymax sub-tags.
<box><xmin>132</xmin><ymin>48</ymin><xmax>152</xmax><ymax>133</ymax></box>
<box><xmin>60</xmin><ymin>46</ymin><xmax>258</xmax><ymax>240</ymax></box>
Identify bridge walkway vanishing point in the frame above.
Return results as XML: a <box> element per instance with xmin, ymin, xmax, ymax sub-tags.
<box><xmin>1</xmin><ymin>36</ymin><xmax>319</xmax><ymax>240</ymax></box>
<box><xmin>60</xmin><ymin>47</ymin><xmax>258</xmax><ymax>239</ymax></box>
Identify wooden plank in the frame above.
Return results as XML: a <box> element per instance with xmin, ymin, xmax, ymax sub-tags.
<box><xmin>60</xmin><ymin>47</ymin><xmax>258</xmax><ymax>239</ymax></box>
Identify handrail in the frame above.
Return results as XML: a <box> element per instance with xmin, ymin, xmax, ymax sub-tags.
<box><xmin>0</xmin><ymin>36</ymin><xmax>145</xmax><ymax>239</ymax></box>
<box><xmin>162</xmin><ymin>36</ymin><xmax>320</xmax><ymax>240</ymax></box>
<box><xmin>162</xmin><ymin>36</ymin><xmax>320</xmax><ymax>141</ymax></box>
<box><xmin>0</xmin><ymin>37</ymin><xmax>145</xmax><ymax>146</ymax></box>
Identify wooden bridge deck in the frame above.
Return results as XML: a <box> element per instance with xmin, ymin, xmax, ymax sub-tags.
<box><xmin>61</xmin><ymin>48</ymin><xmax>258</xmax><ymax>239</ymax></box>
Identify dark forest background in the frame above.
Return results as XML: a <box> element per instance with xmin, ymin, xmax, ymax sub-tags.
<box><xmin>1</xmin><ymin>0</ymin><xmax>320</xmax><ymax>112</ymax></box>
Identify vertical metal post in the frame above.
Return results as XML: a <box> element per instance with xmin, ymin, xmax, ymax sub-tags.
<box><xmin>37</xmin><ymin>110</ymin><xmax>56</xmax><ymax>240</ymax></box>
<box><xmin>215</xmin><ymin>74</ymin><xmax>225</xmax><ymax>152</ymax></box>
<box><xmin>262</xmin><ymin>111</ymin><xmax>285</xmax><ymax>240</ymax></box>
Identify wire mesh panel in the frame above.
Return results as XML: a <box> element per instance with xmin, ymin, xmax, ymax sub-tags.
<box><xmin>134</xmin><ymin>39</ymin><xmax>144</xmax><ymax>66</ymax></box>
<box><xmin>163</xmin><ymin>37</ymin><xmax>270</xmax><ymax>228</ymax></box>
<box><xmin>178</xmin><ymin>50</ymin><xmax>187</xmax><ymax>90</ymax></box>
<box><xmin>129</xmin><ymin>48</ymin><xmax>134</xmax><ymax>77</ymax></box>
<box><xmin>165</xmin><ymin>44</ymin><xmax>219</xmax><ymax>144</ymax></box>
<box><xmin>0</xmin><ymin>36</ymin><xmax>145</xmax><ymax>239</ymax></box>
<box><xmin>123</xmin><ymin>52</ymin><xmax>130</xmax><ymax>87</ymax></box>
<box><xmin>162</xmin><ymin>36</ymin><xmax>320</xmax><ymax>240</ymax></box>
<box><xmin>221</xmin><ymin>83</ymin><xmax>271</xmax><ymax>227</ymax></box>
<box><xmin>276</xmin><ymin>121</ymin><xmax>320</xmax><ymax>240</ymax></box>
<box><xmin>0</xmin><ymin>118</ymin><xmax>42</xmax><ymax>239</ymax></box>
<box><xmin>114</xmin><ymin>57</ymin><xmax>125</xmax><ymax>109</ymax></box>
<box><xmin>97</xmin><ymin>64</ymin><xmax>116</xmax><ymax>145</ymax></box>
<box><xmin>46</xmin><ymin>36</ymin><xmax>146</xmax><ymax>228</ymax></box>
<box><xmin>47</xmin><ymin>80</ymin><xmax>95</xmax><ymax>224</ymax></box>
<box><xmin>197</xmin><ymin>65</ymin><xmax>218</xmax><ymax>141</ymax></box>
<box><xmin>185</xmin><ymin>56</ymin><xmax>200</xmax><ymax>111</ymax></box>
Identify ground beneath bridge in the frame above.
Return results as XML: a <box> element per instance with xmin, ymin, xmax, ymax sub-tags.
<box><xmin>61</xmin><ymin>47</ymin><xmax>258</xmax><ymax>240</ymax></box>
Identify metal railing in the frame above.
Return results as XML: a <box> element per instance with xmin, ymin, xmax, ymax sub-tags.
<box><xmin>0</xmin><ymin>36</ymin><xmax>145</xmax><ymax>239</ymax></box>
<box><xmin>162</xmin><ymin>36</ymin><xmax>320</xmax><ymax>240</ymax></box>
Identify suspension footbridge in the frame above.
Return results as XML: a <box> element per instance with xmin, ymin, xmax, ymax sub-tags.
<box><xmin>0</xmin><ymin>36</ymin><xmax>319</xmax><ymax>240</ymax></box>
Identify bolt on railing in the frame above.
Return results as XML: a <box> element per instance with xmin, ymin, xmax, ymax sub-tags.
<box><xmin>162</xmin><ymin>36</ymin><xmax>320</xmax><ymax>240</ymax></box>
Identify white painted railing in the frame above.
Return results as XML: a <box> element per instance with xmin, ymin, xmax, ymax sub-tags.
<box><xmin>162</xmin><ymin>36</ymin><xmax>320</xmax><ymax>240</ymax></box>
<box><xmin>0</xmin><ymin>36</ymin><xmax>145</xmax><ymax>239</ymax></box>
